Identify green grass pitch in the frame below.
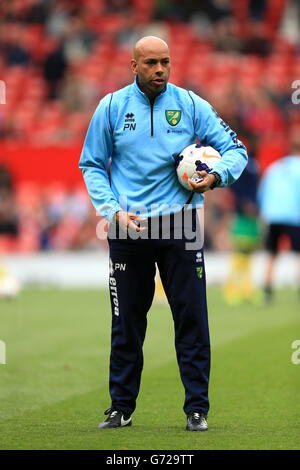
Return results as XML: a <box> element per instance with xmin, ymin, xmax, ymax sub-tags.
<box><xmin>0</xmin><ymin>287</ymin><xmax>299</xmax><ymax>450</ymax></box>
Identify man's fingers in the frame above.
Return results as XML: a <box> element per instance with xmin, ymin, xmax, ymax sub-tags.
<box><xmin>188</xmin><ymin>176</ymin><xmax>211</xmax><ymax>193</ymax></box>
<box><xmin>187</xmin><ymin>179</ymin><xmax>194</xmax><ymax>191</ymax></box>
<box><xmin>128</xmin><ymin>220</ymin><xmax>146</xmax><ymax>232</ymax></box>
<box><xmin>188</xmin><ymin>178</ymin><xmax>206</xmax><ymax>189</ymax></box>
<box><xmin>116</xmin><ymin>212</ymin><xmax>147</xmax><ymax>228</ymax></box>
<box><xmin>128</xmin><ymin>213</ymin><xmax>147</xmax><ymax>231</ymax></box>
<box><xmin>127</xmin><ymin>212</ymin><xmax>146</xmax><ymax>219</ymax></box>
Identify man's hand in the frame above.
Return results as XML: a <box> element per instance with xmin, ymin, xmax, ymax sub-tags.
<box><xmin>115</xmin><ymin>211</ymin><xmax>147</xmax><ymax>233</ymax></box>
<box><xmin>187</xmin><ymin>171</ymin><xmax>216</xmax><ymax>193</ymax></box>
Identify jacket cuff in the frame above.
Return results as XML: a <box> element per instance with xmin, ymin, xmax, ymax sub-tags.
<box><xmin>211</xmin><ymin>167</ymin><xmax>226</xmax><ymax>187</ymax></box>
<box><xmin>108</xmin><ymin>205</ymin><xmax>123</xmax><ymax>222</ymax></box>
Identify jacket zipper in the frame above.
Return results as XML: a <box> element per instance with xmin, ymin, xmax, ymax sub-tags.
<box><xmin>150</xmin><ymin>100</ymin><xmax>154</xmax><ymax>137</ymax></box>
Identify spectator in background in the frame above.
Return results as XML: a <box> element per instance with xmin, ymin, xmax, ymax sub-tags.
<box><xmin>63</xmin><ymin>13</ymin><xmax>96</xmax><ymax>65</ymax></box>
<box><xmin>242</xmin><ymin>21</ymin><xmax>272</xmax><ymax>56</ymax></box>
<box><xmin>0</xmin><ymin>165</ymin><xmax>18</xmax><ymax>239</ymax></box>
<box><xmin>43</xmin><ymin>39</ymin><xmax>67</xmax><ymax>99</ymax></box>
<box><xmin>3</xmin><ymin>25</ymin><xmax>30</xmax><ymax>66</ymax></box>
<box><xmin>46</xmin><ymin>1</ymin><xmax>71</xmax><ymax>38</ymax></box>
<box><xmin>206</xmin><ymin>0</ymin><xmax>232</xmax><ymax>23</ymax></box>
<box><xmin>116</xmin><ymin>14</ymin><xmax>143</xmax><ymax>48</ymax></box>
<box><xmin>242</xmin><ymin>89</ymin><xmax>286</xmax><ymax>138</ymax></box>
<box><xmin>257</xmin><ymin>130</ymin><xmax>300</xmax><ymax>302</ymax></box>
<box><xmin>0</xmin><ymin>165</ymin><xmax>20</xmax><ymax>297</ymax></box>
<box><xmin>0</xmin><ymin>0</ymin><xmax>17</xmax><ymax>22</ymax></box>
<box><xmin>24</xmin><ymin>0</ymin><xmax>48</xmax><ymax>25</ymax></box>
<box><xmin>223</xmin><ymin>139</ymin><xmax>262</xmax><ymax>305</ymax></box>
<box><xmin>212</xmin><ymin>16</ymin><xmax>244</xmax><ymax>53</ymax></box>
<box><xmin>155</xmin><ymin>0</ymin><xmax>232</xmax><ymax>24</ymax></box>
<box><xmin>105</xmin><ymin>0</ymin><xmax>133</xmax><ymax>15</ymax></box>
<box><xmin>249</xmin><ymin>0</ymin><xmax>267</xmax><ymax>21</ymax></box>
<box><xmin>59</xmin><ymin>71</ymin><xmax>85</xmax><ymax>112</ymax></box>
<box><xmin>6</xmin><ymin>43</ymin><xmax>30</xmax><ymax>66</ymax></box>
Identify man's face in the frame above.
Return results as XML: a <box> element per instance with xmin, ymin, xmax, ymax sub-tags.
<box><xmin>131</xmin><ymin>42</ymin><xmax>171</xmax><ymax>97</ymax></box>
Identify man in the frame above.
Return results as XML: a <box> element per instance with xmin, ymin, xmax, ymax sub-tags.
<box><xmin>79</xmin><ymin>36</ymin><xmax>248</xmax><ymax>431</ymax></box>
<box><xmin>258</xmin><ymin>130</ymin><xmax>300</xmax><ymax>302</ymax></box>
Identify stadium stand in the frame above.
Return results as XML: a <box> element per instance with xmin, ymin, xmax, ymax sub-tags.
<box><xmin>0</xmin><ymin>0</ymin><xmax>299</xmax><ymax>252</ymax></box>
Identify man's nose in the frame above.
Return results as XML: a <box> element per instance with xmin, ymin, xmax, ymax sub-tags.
<box><xmin>155</xmin><ymin>63</ymin><xmax>163</xmax><ymax>74</ymax></box>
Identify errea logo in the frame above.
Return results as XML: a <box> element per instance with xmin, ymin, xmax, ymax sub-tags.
<box><xmin>123</xmin><ymin>112</ymin><xmax>136</xmax><ymax>131</ymax></box>
<box><xmin>109</xmin><ymin>258</ymin><xmax>126</xmax><ymax>317</ymax></box>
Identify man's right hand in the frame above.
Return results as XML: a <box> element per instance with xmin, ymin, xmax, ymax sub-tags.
<box><xmin>115</xmin><ymin>211</ymin><xmax>147</xmax><ymax>233</ymax></box>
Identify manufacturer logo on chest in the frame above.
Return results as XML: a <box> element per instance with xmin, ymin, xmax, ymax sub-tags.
<box><xmin>123</xmin><ymin>112</ymin><xmax>136</xmax><ymax>131</ymax></box>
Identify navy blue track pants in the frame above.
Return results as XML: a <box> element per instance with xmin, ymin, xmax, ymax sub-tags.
<box><xmin>107</xmin><ymin>209</ymin><xmax>210</xmax><ymax>416</ymax></box>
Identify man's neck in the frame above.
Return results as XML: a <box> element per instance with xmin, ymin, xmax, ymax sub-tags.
<box><xmin>136</xmin><ymin>77</ymin><xmax>160</xmax><ymax>103</ymax></box>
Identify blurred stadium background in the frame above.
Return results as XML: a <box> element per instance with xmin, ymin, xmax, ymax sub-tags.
<box><xmin>1</xmin><ymin>0</ymin><xmax>300</xmax><ymax>452</ymax></box>
<box><xmin>1</xmin><ymin>0</ymin><xmax>300</xmax><ymax>292</ymax></box>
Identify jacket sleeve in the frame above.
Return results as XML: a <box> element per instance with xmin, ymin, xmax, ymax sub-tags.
<box><xmin>190</xmin><ymin>91</ymin><xmax>248</xmax><ymax>187</ymax></box>
<box><xmin>79</xmin><ymin>94</ymin><xmax>121</xmax><ymax>221</ymax></box>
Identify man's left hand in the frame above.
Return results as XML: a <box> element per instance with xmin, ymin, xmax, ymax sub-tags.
<box><xmin>187</xmin><ymin>171</ymin><xmax>216</xmax><ymax>193</ymax></box>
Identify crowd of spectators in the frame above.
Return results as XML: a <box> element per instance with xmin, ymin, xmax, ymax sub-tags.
<box><xmin>0</xmin><ymin>172</ymin><xmax>106</xmax><ymax>252</ymax></box>
<box><xmin>0</xmin><ymin>0</ymin><xmax>299</xmax><ymax>252</ymax></box>
<box><xmin>0</xmin><ymin>0</ymin><xmax>299</xmax><ymax>145</ymax></box>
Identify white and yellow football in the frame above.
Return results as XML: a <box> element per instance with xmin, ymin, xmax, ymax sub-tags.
<box><xmin>176</xmin><ymin>144</ymin><xmax>221</xmax><ymax>190</ymax></box>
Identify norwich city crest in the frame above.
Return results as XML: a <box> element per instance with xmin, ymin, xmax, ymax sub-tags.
<box><xmin>196</xmin><ymin>266</ymin><xmax>203</xmax><ymax>279</ymax></box>
<box><xmin>166</xmin><ymin>110</ymin><xmax>181</xmax><ymax>126</ymax></box>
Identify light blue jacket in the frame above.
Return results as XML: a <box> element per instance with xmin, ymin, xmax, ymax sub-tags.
<box><xmin>79</xmin><ymin>78</ymin><xmax>248</xmax><ymax>221</ymax></box>
<box><xmin>258</xmin><ymin>156</ymin><xmax>300</xmax><ymax>226</ymax></box>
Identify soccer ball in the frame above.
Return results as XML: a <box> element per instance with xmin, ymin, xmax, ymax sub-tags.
<box><xmin>175</xmin><ymin>144</ymin><xmax>221</xmax><ymax>190</ymax></box>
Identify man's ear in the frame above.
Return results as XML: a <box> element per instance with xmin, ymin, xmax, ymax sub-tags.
<box><xmin>131</xmin><ymin>59</ymin><xmax>138</xmax><ymax>75</ymax></box>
